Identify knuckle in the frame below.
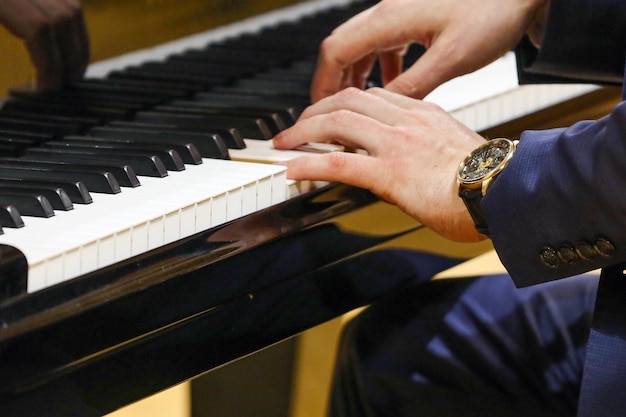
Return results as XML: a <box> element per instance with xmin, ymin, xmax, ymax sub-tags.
<box><xmin>318</xmin><ymin>35</ymin><xmax>342</xmax><ymax>62</ymax></box>
<box><xmin>335</xmin><ymin>86</ymin><xmax>364</xmax><ymax>102</ymax></box>
<box><xmin>326</xmin><ymin>152</ymin><xmax>349</xmax><ymax>171</ymax></box>
<box><xmin>327</xmin><ymin>108</ymin><xmax>356</xmax><ymax>125</ymax></box>
<box><xmin>331</xmin><ymin>87</ymin><xmax>371</xmax><ymax>111</ymax></box>
<box><xmin>389</xmin><ymin>77</ymin><xmax>419</xmax><ymax>97</ymax></box>
<box><xmin>377</xmin><ymin>0</ymin><xmax>405</xmax><ymax>13</ymax></box>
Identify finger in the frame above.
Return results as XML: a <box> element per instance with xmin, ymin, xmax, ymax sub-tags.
<box><xmin>26</xmin><ymin>29</ymin><xmax>62</xmax><ymax>90</ymax></box>
<box><xmin>273</xmin><ymin>104</ymin><xmax>396</xmax><ymax>154</ymax></box>
<box><xmin>383</xmin><ymin>37</ymin><xmax>464</xmax><ymax>99</ymax></box>
<box><xmin>282</xmin><ymin>151</ymin><xmax>380</xmax><ymax>191</ymax></box>
<box><xmin>55</xmin><ymin>0</ymin><xmax>90</xmax><ymax>80</ymax></box>
<box><xmin>378</xmin><ymin>48</ymin><xmax>405</xmax><ymax>86</ymax></box>
<box><xmin>32</xmin><ymin>0</ymin><xmax>88</xmax><ymax>87</ymax></box>
<box><xmin>349</xmin><ymin>52</ymin><xmax>377</xmax><ymax>89</ymax></box>
<box><xmin>310</xmin><ymin>6</ymin><xmax>405</xmax><ymax>101</ymax></box>
<box><xmin>56</xmin><ymin>7</ymin><xmax>90</xmax><ymax>82</ymax></box>
<box><xmin>384</xmin><ymin>27</ymin><xmax>511</xmax><ymax>99</ymax></box>
<box><xmin>297</xmin><ymin>87</ymin><xmax>413</xmax><ymax>128</ymax></box>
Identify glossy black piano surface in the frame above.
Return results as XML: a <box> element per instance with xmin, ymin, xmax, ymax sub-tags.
<box><xmin>0</xmin><ymin>181</ymin><xmax>479</xmax><ymax>416</ymax></box>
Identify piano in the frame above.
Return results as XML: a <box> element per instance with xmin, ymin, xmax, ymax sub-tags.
<box><xmin>0</xmin><ymin>0</ymin><xmax>621</xmax><ymax>415</ymax></box>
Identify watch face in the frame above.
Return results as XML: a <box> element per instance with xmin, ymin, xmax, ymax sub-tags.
<box><xmin>458</xmin><ymin>139</ymin><xmax>513</xmax><ymax>183</ymax></box>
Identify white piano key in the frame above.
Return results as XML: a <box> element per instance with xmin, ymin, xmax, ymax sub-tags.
<box><xmin>230</xmin><ymin>139</ymin><xmax>325</xmax><ymax>163</ymax></box>
<box><xmin>0</xmin><ymin>159</ymin><xmax>288</xmax><ymax>291</ymax></box>
<box><xmin>424</xmin><ymin>54</ymin><xmax>599</xmax><ymax>131</ymax></box>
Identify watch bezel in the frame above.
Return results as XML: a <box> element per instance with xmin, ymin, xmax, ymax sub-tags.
<box><xmin>457</xmin><ymin>138</ymin><xmax>517</xmax><ymax>191</ymax></box>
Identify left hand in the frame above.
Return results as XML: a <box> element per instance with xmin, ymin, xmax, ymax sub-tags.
<box><xmin>0</xmin><ymin>0</ymin><xmax>90</xmax><ymax>90</ymax></box>
<box><xmin>273</xmin><ymin>87</ymin><xmax>487</xmax><ymax>242</ymax></box>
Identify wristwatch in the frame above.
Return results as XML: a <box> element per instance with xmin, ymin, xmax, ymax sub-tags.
<box><xmin>457</xmin><ymin>138</ymin><xmax>518</xmax><ymax>236</ymax></box>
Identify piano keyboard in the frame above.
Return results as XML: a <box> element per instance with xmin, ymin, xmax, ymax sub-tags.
<box><xmin>0</xmin><ymin>0</ymin><xmax>599</xmax><ymax>295</ymax></box>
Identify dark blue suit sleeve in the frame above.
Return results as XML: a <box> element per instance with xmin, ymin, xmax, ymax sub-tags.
<box><xmin>484</xmin><ymin>105</ymin><xmax>626</xmax><ymax>286</ymax></box>
<box><xmin>481</xmin><ymin>0</ymin><xmax>626</xmax><ymax>287</ymax></box>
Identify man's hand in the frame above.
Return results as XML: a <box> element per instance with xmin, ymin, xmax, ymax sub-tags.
<box><xmin>311</xmin><ymin>0</ymin><xmax>548</xmax><ymax>102</ymax></box>
<box><xmin>0</xmin><ymin>0</ymin><xmax>89</xmax><ymax>90</ymax></box>
<box><xmin>273</xmin><ymin>87</ymin><xmax>488</xmax><ymax>242</ymax></box>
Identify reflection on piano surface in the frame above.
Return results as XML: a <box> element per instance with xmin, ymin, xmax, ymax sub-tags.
<box><xmin>0</xmin><ymin>0</ymin><xmax>620</xmax><ymax>415</ymax></box>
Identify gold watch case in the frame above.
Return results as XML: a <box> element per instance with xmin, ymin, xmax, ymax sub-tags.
<box><xmin>457</xmin><ymin>138</ymin><xmax>519</xmax><ymax>196</ymax></box>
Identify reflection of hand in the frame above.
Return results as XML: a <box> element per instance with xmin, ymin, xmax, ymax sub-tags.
<box><xmin>273</xmin><ymin>87</ymin><xmax>487</xmax><ymax>242</ymax></box>
<box><xmin>0</xmin><ymin>0</ymin><xmax>90</xmax><ymax>90</ymax></box>
<box><xmin>311</xmin><ymin>0</ymin><xmax>548</xmax><ymax>102</ymax></box>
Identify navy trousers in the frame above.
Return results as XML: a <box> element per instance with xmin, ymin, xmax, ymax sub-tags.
<box><xmin>328</xmin><ymin>273</ymin><xmax>599</xmax><ymax>417</ymax></box>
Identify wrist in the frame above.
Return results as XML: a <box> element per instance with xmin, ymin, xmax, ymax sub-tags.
<box><xmin>457</xmin><ymin>138</ymin><xmax>518</xmax><ymax>237</ymax></box>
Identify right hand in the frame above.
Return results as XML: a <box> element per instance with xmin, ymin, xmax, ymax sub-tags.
<box><xmin>311</xmin><ymin>0</ymin><xmax>548</xmax><ymax>102</ymax></box>
<box><xmin>0</xmin><ymin>0</ymin><xmax>90</xmax><ymax>90</ymax></box>
<box><xmin>274</xmin><ymin>87</ymin><xmax>488</xmax><ymax>243</ymax></box>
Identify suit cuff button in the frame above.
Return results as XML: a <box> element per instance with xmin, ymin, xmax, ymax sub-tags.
<box><xmin>540</xmin><ymin>246</ymin><xmax>560</xmax><ymax>268</ymax></box>
<box><xmin>558</xmin><ymin>244</ymin><xmax>578</xmax><ymax>264</ymax></box>
<box><xmin>594</xmin><ymin>237</ymin><xmax>615</xmax><ymax>256</ymax></box>
<box><xmin>575</xmin><ymin>241</ymin><xmax>596</xmax><ymax>260</ymax></box>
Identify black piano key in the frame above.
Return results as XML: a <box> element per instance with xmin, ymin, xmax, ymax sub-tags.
<box><xmin>0</xmin><ymin>162</ymin><xmax>121</xmax><ymax>194</ymax></box>
<box><xmin>11</xmin><ymin>83</ymin><xmax>168</xmax><ymax>108</ymax></box>
<box><xmin>2</xmin><ymin>111</ymin><xmax>100</xmax><ymax>129</ymax></box>
<box><xmin>134</xmin><ymin>111</ymin><xmax>273</xmax><ymax>140</ymax></box>
<box><xmin>0</xmin><ymin>137</ymin><xmax>41</xmax><ymax>148</ymax></box>
<box><xmin>178</xmin><ymin>47</ymin><xmax>293</xmax><ymax>68</ymax></box>
<box><xmin>42</xmin><ymin>140</ymin><xmax>184</xmax><ymax>172</ymax></box>
<box><xmin>154</xmin><ymin>103</ymin><xmax>288</xmax><ymax>136</ymax></box>
<box><xmin>107</xmin><ymin>70</ymin><xmax>206</xmax><ymax>93</ymax></box>
<box><xmin>109</xmin><ymin>120</ymin><xmax>245</xmax><ymax>150</ymax></box>
<box><xmin>114</xmin><ymin>65</ymin><xmax>233</xmax><ymax>87</ymax></box>
<box><xmin>15</xmin><ymin>152</ymin><xmax>141</xmax><ymax>187</ymax></box>
<box><xmin>199</xmin><ymin>103</ymin><xmax>297</xmax><ymax>127</ymax></box>
<box><xmin>0</xmin><ymin>178</ymin><xmax>92</xmax><ymax>204</ymax></box>
<box><xmin>0</xmin><ymin>130</ymin><xmax>55</xmax><ymax>144</ymax></box>
<box><xmin>252</xmin><ymin>70</ymin><xmax>314</xmax><ymax>83</ymax></box>
<box><xmin>23</xmin><ymin>146</ymin><xmax>166</xmax><ymax>179</ymax></box>
<box><xmin>0</xmin><ymin>115</ymin><xmax>86</xmax><ymax>137</ymax></box>
<box><xmin>213</xmin><ymin>35</ymin><xmax>322</xmax><ymax>56</ymax></box>
<box><xmin>234</xmin><ymin>78</ymin><xmax>310</xmax><ymax>95</ymax></box>
<box><xmin>71</xmin><ymin>78</ymin><xmax>191</xmax><ymax>100</ymax></box>
<box><xmin>60</xmin><ymin>135</ymin><xmax>200</xmax><ymax>165</ymax></box>
<box><xmin>0</xmin><ymin>204</ymin><xmax>23</xmax><ymax>228</ymax></box>
<box><xmin>211</xmin><ymin>83</ymin><xmax>310</xmax><ymax>100</ymax></box>
<box><xmin>194</xmin><ymin>91</ymin><xmax>309</xmax><ymax>115</ymax></box>
<box><xmin>0</xmin><ymin>143</ymin><xmax>25</xmax><ymax>158</ymax></box>
<box><xmin>2</xmin><ymin>97</ymin><xmax>134</xmax><ymax>122</ymax></box>
<box><xmin>142</xmin><ymin>60</ymin><xmax>254</xmax><ymax>79</ymax></box>
<box><xmin>0</xmin><ymin>185</ymin><xmax>73</xmax><ymax>211</ymax></box>
<box><xmin>89</xmin><ymin>125</ymin><xmax>230</xmax><ymax>159</ymax></box>
<box><xmin>68</xmin><ymin>79</ymin><xmax>187</xmax><ymax>100</ymax></box>
<box><xmin>0</xmin><ymin>193</ymin><xmax>54</xmax><ymax>218</ymax></box>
